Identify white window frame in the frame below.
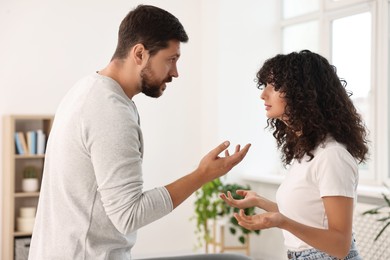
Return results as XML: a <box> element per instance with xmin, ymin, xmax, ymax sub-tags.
<box><xmin>281</xmin><ymin>0</ymin><xmax>389</xmax><ymax>193</ymax></box>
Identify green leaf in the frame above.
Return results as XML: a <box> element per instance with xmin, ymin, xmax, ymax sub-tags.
<box><xmin>230</xmin><ymin>216</ymin><xmax>238</xmax><ymax>225</ymax></box>
<box><xmin>382</xmin><ymin>193</ymin><xmax>390</xmax><ymax>207</ymax></box>
<box><xmin>362</xmin><ymin>207</ymin><xmax>384</xmax><ymax>215</ymax></box>
<box><xmin>361</xmin><ymin>185</ymin><xmax>390</xmax><ymax>242</ymax></box>
<box><xmin>191</xmin><ymin>177</ymin><xmax>261</xmax><ymax>247</ymax></box>
<box><xmin>242</xmin><ymin>228</ymin><xmax>250</xmax><ymax>234</ymax></box>
<box><xmin>377</xmin><ymin>216</ymin><xmax>390</xmax><ymax>222</ymax></box>
<box><xmin>374</xmin><ymin>221</ymin><xmax>390</xmax><ymax>241</ymax></box>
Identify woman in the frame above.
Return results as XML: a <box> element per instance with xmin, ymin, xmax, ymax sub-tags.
<box><xmin>220</xmin><ymin>50</ymin><xmax>368</xmax><ymax>259</ymax></box>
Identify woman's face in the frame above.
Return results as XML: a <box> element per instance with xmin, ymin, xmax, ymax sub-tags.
<box><xmin>260</xmin><ymin>83</ymin><xmax>287</xmax><ymax>121</ymax></box>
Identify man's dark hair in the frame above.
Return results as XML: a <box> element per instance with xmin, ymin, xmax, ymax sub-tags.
<box><xmin>112</xmin><ymin>5</ymin><xmax>189</xmax><ymax>60</ymax></box>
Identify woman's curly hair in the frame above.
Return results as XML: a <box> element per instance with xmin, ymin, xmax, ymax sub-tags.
<box><xmin>256</xmin><ymin>50</ymin><xmax>369</xmax><ymax>165</ymax></box>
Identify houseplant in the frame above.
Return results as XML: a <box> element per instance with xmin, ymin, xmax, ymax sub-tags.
<box><xmin>362</xmin><ymin>185</ymin><xmax>390</xmax><ymax>241</ymax></box>
<box><xmin>21</xmin><ymin>166</ymin><xmax>39</xmax><ymax>192</ymax></box>
<box><xmin>192</xmin><ymin>177</ymin><xmax>260</xmax><ymax>249</ymax></box>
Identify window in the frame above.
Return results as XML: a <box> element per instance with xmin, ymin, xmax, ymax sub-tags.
<box><xmin>331</xmin><ymin>12</ymin><xmax>372</xmax><ymax>181</ymax></box>
<box><xmin>283</xmin><ymin>0</ymin><xmax>320</xmax><ymax>19</ymax></box>
<box><xmin>282</xmin><ymin>21</ymin><xmax>319</xmax><ymax>53</ymax></box>
<box><xmin>281</xmin><ymin>0</ymin><xmax>389</xmax><ymax>188</ymax></box>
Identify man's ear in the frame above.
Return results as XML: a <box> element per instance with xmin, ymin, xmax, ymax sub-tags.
<box><xmin>132</xmin><ymin>44</ymin><xmax>147</xmax><ymax>65</ymax></box>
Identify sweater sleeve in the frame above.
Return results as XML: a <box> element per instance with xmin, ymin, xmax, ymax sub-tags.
<box><xmin>80</xmin><ymin>81</ymin><xmax>173</xmax><ymax>235</ymax></box>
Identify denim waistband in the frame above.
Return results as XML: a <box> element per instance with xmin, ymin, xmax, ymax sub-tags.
<box><xmin>286</xmin><ymin>237</ymin><xmax>361</xmax><ymax>260</ymax></box>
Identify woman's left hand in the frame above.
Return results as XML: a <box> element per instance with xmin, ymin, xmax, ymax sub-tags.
<box><xmin>233</xmin><ymin>209</ymin><xmax>284</xmax><ymax>231</ymax></box>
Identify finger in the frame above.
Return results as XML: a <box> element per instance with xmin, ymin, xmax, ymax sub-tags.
<box><xmin>234</xmin><ymin>212</ymin><xmax>241</xmax><ymax>221</ymax></box>
<box><xmin>225</xmin><ymin>149</ymin><xmax>230</xmax><ymax>157</ymax></box>
<box><xmin>235</xmin><ymin>144</ymin><xmax>241</xmax><ymax>153</ymax></box>
<box><xmin>227</xmin><ymin>191</ymin><xmax>234</xmax><ymax>200</ymax></box>
<box><xmin>219</xmin><ymin>193</ymin><xmax>229</xmax><ymax>202</ymax></box>
<box><xmin>228</xmin><ymin>191</ymin><xmax>240</xmax><ymax>205</ymax></box>
<box><xmin>226</xmin><ymin>191</ymin><xmax>236</xmax><ymax>205</ymax></box>
<box><xmin>219</xmin><ymin>193</ymin><xmax>226</xmax><ymax>199</ymax></box>
<box><xmin>209</xmin><ymin>141</ymin><xmax>230</xmax><ymax>158</ymax></box>
<box><xmin>220</xmin><ymin>193</ymin><xmax>236</xmax><ymax>206</ymax></box>
<box><xmin>239</xmin><ymin>209</ymin><xmax>252</xmax><ymax>221</ymax></box>
<box><xmin>236</xmin><ymin>190</ymin><xmax>247</xmax><ymax>196</ymax></box>
<box><xmin>225</xmin><ymin>143</ymin><xmax>251</xmax><ymax>167</ymax></box>
<box><xmin>236</xmin><ymin>219</ymin><xmax>255</xmax><ymax>231</ymax></box>
<box><xmin>234</xmin><ymin>211</ymin><xmax>245</xmax><ymax>222</ymax></box>
<box><xmin>234</xmin><ymin>212</ymin><xmax>252</xmax><ymax>228</ymax></box>
<box><xmin>236</xmin><ymin>210</ymin><xmax>253</xmax><ymax>225</ymax></box>
<box><xmin>238</xmin><ymin>143</ymin><xmax>251</xmax><ymax>156</ymax></box>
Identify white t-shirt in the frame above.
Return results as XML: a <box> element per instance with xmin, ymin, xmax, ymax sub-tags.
<box><xmin>275</xmin><ymin>137</ymin><xmax>358</xmax><ymax>251</ymax></box>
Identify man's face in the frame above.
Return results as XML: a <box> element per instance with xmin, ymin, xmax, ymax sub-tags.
<box><xmin>141</xmin><ymin>40</ymin><xmax>181</xmax><ymax>98</ymax></box>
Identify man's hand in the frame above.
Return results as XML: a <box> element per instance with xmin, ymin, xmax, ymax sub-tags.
<box><xmin>165</xmin><ymin>141</ymin><xmax>251</xmax><ymax>209</ymax></box>
<box><xmin>196</xmin><ymin>141</ymin><xmax>251</xmax><ymax>183</ymax></box>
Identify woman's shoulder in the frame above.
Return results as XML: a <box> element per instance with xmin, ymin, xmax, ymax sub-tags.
<box><xmin>313</xmin><ymin>136</ymin><xmax>353</xmax><ymax>160</ymax></box>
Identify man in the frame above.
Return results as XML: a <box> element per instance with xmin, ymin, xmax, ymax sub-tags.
<box><xmin>29</xmin><ymin>5</ymin><xmax>250</xmax><ymax>260</ymax></box>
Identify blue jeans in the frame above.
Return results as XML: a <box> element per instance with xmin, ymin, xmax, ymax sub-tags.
<box><xmin>135</xmin><ymin>254</ymin><xmax>252</xmax><ymax>260</ymax></box>
<box><xmin>287</xmin><ymin>237</ymin><xmax>362</xmax><ymax>260</ymax></box>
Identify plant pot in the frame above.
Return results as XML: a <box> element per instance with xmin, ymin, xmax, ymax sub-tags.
<box><xmin>22</xmin><ymin>178</ymin><xmax>39</xmax><ymax>192</ymax></box>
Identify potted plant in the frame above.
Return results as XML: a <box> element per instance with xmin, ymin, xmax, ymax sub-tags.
<box><xmin>192</xmin><ymin>177</ymin><xmax>260</xmax><ymax>250</ymax></box>
<box><xmin>22</xmin><ymin>166</ymin><xmax>39</xmax><ymax>192</ymax></box>
<box><xmin>362</xmin><ymin>185</ymin><xmax>390</xmax><ymax>241</ymax></box>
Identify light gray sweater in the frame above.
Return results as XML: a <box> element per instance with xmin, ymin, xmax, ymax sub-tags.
<box><xmin>29</xmin><ymin>73</ymin><xmax>173</xmax><ymax>260</ymax></box>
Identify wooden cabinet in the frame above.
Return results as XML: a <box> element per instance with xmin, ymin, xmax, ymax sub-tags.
<box><xmin>2</xmin><ymin>115</ymin><xmax>53</xmax><ymax>260</ymax></box>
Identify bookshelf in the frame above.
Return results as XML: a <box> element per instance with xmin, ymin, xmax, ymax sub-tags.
<box><xmin>2</xmin><ymin>115</ymin><xmax>53</xmax><ymax>260</ymax></box>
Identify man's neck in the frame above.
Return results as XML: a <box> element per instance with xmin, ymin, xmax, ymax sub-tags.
<box><xmin>98</xmin><ymin>60</ymin><xmax>140</xmax><ymax>99</ymax></box>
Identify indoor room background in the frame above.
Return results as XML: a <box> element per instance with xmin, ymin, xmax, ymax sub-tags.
<box><xmin>1</xmin><ymin>0</ymin><xmax>389</xmax><ymax>260</ymax></box>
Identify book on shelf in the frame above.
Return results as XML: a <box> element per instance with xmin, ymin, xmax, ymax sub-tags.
<box><xmin>14</xmin><ymin>130</ymin><xmax>46</xmax><ymax>155</ymax></box>
<box><xmin>27</xmin><ymin>131</ymin><xmax>37</xmax><ymax>154</ymax></box>
<box><xmin>15</xmin><ymin>132</ymin><xmax>29</xmax><ymax>155</ymax></box>
<box><xmin>36</xmin><ymin>130</ymin><xmax>46</xmax><ymax>155</ymax></box>
<box><xmin>14</xmin><ymin>132</ymin><xmax>26</xmax><ymax>155</ymax></box>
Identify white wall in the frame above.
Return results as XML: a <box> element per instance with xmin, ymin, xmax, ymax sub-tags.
<box><xmin>215</xmin><ymin>1</ymin><xmax>282</xmax><ymax>180</ymax></box>
<box><xmin>0</xmin><ymin>0</ymin><xmax>282</xmax><ymax>258</ymax></box>
<box><xmin>208</xmin><ymin>1</ymin><xmax>284</xmax><ymax>258</ymax></box>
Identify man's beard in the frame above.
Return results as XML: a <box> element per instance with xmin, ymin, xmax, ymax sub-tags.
<box><xmin>140</xmin><ymin>62</ymin><xmax>172</xmax><ymax>98</ymax></box>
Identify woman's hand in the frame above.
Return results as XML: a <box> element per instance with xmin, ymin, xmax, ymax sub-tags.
<box><xmin>233</xmin><ymin>209</ymin><xmax>284</xmax><ymax>231</ymax></box>
<box><xmin>219</xmin><ymin>190</ymin><xmax>260</xmax><ymax>209</ymax></box>
<box><xmin>220</xmin><ymin>190</ymin><xmax>279</xmax><ymax>212</ymax></box>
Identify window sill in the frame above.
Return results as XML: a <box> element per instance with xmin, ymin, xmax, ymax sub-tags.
<box><xmin>357</xmin><ymin>184</ymin><xmax>389</xmax><ymax>204</ymax></box>
<box><xmin>241</xmin><ymin>173</ymin><xmax>284</xmax><ymax>186</ymax></box>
